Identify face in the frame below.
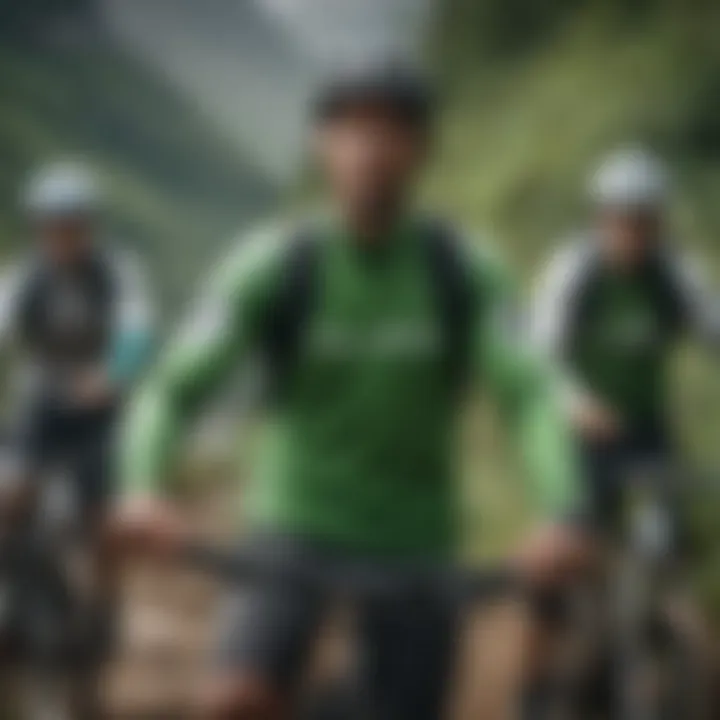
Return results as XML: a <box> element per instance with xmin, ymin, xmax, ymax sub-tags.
<box><xmin>315</xmin><ymin>102</ymin><xmax>428</xmax><ymax>231</ymax></box>
<box><xmin>598</xmin><ymin>206</ymin><xmax>663</xmax><ymax>268</ymax></box>
<box><xmin>34</xmin><ymin>214</ymin><xmax>94</xmax><ymax>265</ymax></box>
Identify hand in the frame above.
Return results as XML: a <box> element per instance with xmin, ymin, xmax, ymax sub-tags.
<box><xmin>568</xmin><ymin>393</ymin><xmax>623</xmax><ymax>443</ymax></box>
<box><xmin>72</xmin><ymin>369</ymin><xmax>116</xmax><ymax>409</ymax></box>
<box><xmin>105</xmin><ymin>494</ymin><xmax>192</xmax><ymax>561</ymax></box>
<box><xmin>513</xmin><ymin>523</ymin><xmax>596</xmax><ymax>587</ymax></box>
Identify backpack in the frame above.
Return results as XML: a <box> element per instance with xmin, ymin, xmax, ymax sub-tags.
<box><xmin>259</xmin><ymin>220</ymin><xmax>476</xmax><ymax>402</ymax></box>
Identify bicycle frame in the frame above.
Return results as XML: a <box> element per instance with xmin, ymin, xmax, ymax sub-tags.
<box><xmin>607</xmin><ymin>460</ymin><xmax>706</xmax><ymax>720</ymax></box>
<box><xmin>181</xmin><ymin>540</ymin><xmax>523</xmax><ymax>607</ymax></box>
<box><xmin>614</xmin><ymin>462</ymin><xmax>677</xmax><ymax>720</ymax></box>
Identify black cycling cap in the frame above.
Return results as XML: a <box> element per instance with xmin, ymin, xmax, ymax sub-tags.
<box><xmin>313</xmin><ymin>59</ymin><xmax>436</xmax><ymax>129</ymax></box>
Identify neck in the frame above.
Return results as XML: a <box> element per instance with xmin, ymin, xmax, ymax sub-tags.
<box><xmin>45</xmin><ymin>249</ymin><xmax>95</xmax><ymax>273</ymax></box>
<box><xmin>341</xmin><ymin>194</ymin><xmax>408</xmax><ymax>245</ymax></box>
<box><xmin>603</xmin><ymin>246</ymin><xmax>659</xmax><ymax>273</ymax></box>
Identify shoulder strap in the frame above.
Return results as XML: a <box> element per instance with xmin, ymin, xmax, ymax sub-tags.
<box><xmin>260</xmin><ymin>227</ymin><xmax>321</xmax><ymax>402</ymax></box>
<box><xmin>422</xmin><ymin>219</ymin><xmax>475</xmax><ymax>395</ymax></box>
<box><xmin>81</xmin><ymin>250</ymin><xmax>118</xmax><ymax>310</ymax></box>
<box><xmin>16</xmin><ymin>259</ymin><xmax>48</xmax><ymax>335</ymax></box>
<box><xmin>645</xmin><ymin>251</ymin><xmax>691</xmax><ymax>331</ymax></box>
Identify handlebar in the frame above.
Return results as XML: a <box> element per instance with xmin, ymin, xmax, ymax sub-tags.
<box><xmin>180</xmin><ymin>541</ymin><xmax>526</xmax><ymax>605</ymax></box>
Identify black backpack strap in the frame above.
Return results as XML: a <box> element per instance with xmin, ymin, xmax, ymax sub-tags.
<box><xmin>423</xmin><ymin>219</ymin><xmax>476</xmax><ymax>395</ymax></box>
<box><xmin>645</xmin><ymin>251</ymin><xmax>691</xmax><ymax>332</ymax></box>
<box><xmin>260</xmin><ymin>227</ymin><xmax>321</xmax><ymax>402</ymax></box>
<box><xmin>564</xmin><ymin>242</ymin><xmax>606</xmax><ymax>357</ymax></box>
<box><xmin>16</xmin><ymin>262</ymin><xmax>43</xmax><ymax>333</ymax></box>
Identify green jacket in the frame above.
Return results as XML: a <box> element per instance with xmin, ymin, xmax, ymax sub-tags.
<box><xmin>121</xmin><ymin>215</ymin><xmax>581</xmax><ymax>557</ymax></box>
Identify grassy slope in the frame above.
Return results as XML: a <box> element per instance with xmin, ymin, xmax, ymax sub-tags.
<box><xmin>428</xmin><ymin>6</ymin><xmax>720</xmax><ymax>581</ymax></box>
<box><xmin>0</xmin><ymin>41</ymin><xmax>277</xmax><ymax>304</ymax></box>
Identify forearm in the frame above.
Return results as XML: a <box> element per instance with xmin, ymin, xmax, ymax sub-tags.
<box><xmin>674</xmin><ymin>253</ymin><xmax>720</xmax><ymax>350</ymax></box>
<box><xmin>485</xmin><ymin>349</ymin><xmax>585</xmax><ymax>518</ymax></box>
<box><xmin>119</xmin><ymin>376</ymin><xmax>182</xmax><ymax>496</ymax></box>
<box><xmin>111</xmin><ymin>250</ymin><xmax>156</xmax><ymax>388</ymax></box>
<box><xmin>117</xmin><ymin>223</ymin><xmax>288</xmax><ymax>503</ymax></box>
<box><xmin>485</xmin><ymin>340</ymin><xmax>584</xmax><ymax>518</ymax></box>
<box><xmin>515</xmin><ymin>373</ymin><xmax>584</xmax><ymax>518</ymax></box>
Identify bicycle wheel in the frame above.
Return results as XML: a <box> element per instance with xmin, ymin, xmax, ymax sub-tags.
<box><xmin>9</xmin><ymin>535</ymin><xmax>91</xmax><ymax>720</ymax></box>
<box><xmin>648</xmin><ymin>610</ymin><xmax>709</xmax><ymax>720</ymax></box>
<box><xmin>612</xmin><ymin>570</ymin><xmax>709</xmax><ymax>720</ymax></box>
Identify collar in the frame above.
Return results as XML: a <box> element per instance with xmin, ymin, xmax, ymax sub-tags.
<box><xmin>590</xmin><ymin>232</ymin><xmax>670</xmax><ymax>278</ymax></box>
<box><xmin>326</xmin><ymin>209</ymin><xmax>418</xmax><ymax>263</ymax></box>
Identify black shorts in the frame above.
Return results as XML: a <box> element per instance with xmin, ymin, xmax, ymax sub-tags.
<box><xmin>16</xmin><ymin>397</ymin><xmax>118</xmax><ymax>522</ymax></box>
<box><xmin>577</xmin><ymin>425</ymin><xmax>676</xmax><ymax>533</ymax></box>
<box><xmin>213</xmin><ymin>533</ymin><xmax>458</xmax><ymax>720</ymax></box>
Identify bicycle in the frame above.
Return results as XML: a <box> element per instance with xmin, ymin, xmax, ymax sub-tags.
<box><xmin>178</xmin><ymin>538</ymin><xmax>525</xmax><ymax>720</ymax></box>
<box><xmin>0</xmin><ymin>447</ymin><xmax>99</xmax><ymax>720</ymax></box>
<box><xmin>557</xmin><ymin>460</ymin><xmax>712</xmax><ymax>720</ymax></box>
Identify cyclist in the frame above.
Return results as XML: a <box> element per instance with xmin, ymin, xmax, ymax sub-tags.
<box><xmin>0</xmin><ymin>160</ymin><xmax>154</xmax><ymax>714</ymax></box>
<box><xmin>525</xmin><ymin>147</ymin><xmax>720</xmax><ymax>716</ymax></box>
<box><xmin>111</xmin><ymin>60</ymin><xmax>590</xmax><ymax>720</ymax></box>
<box><xmin>532</xmin><ymin>147</ymin><xmax>719</xmax><ymax>528</ymax></box>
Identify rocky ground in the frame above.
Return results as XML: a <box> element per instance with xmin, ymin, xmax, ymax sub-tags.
<box><xmin>105</xmin><ymin>566</ymin><xmax>524</xmax><ymax>719</ymax></box>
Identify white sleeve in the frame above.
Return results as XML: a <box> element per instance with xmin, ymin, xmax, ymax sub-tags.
<box><xmin>112</xmin><ymin>249</ymin><xmax>155</xmax><ymax>337</ymax></box>
<box><xmin>673</xmin><ymin>253</ymin><xmax>720</xmax><ymax>348</ymax></box>
<box><xmin>529</xmin><ymin>244</ymin><xmax>586</xmax><ymax>357</ymax></box>
<box><xmin>529</xmin><ymin>243</ymin><xmax>596</xmax><ymax>407</ymax></box>
<box><xmin>0</xmin><ymin>264</ymin><xmax>24</xmax><ymax>345</ymax></box>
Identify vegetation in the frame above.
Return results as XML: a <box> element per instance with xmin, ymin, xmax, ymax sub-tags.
<box><xmin>2</xmin><ymin>0</ymin><xmax>719</xmax><ymax>610</ymax></box>
<box><xmin>430</xmin><ymin>1</ymin><xmax>720</xmax><ymax>612</ymax></box>
<box><xmin>0</xmin><ymin>9</ymin><xmax>277</xmax><ymax>306</ymax></box>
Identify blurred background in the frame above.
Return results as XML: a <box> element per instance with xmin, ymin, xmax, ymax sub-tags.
<box><xmin>2</xmin><ymin>0</ymin><xmax>720</xmax><ymax>715</ymax></box>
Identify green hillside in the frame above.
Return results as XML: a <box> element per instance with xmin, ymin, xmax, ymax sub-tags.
<box><xmin>0</xmin><ymin>29</ymin><xmax>277</xmax><ymax>305</ymax></box>
<box><xmin>431</xmin><ymin>1</ymin><xmax>720</xmax><ymax>606</ymax></box>
<box><xmin>432</xmin><ymin>2</ymin><xmax>720</xmax><ymax>262</ymax></box>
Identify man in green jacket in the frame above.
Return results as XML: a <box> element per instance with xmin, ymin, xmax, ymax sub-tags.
<box><xmin>110</xmin><ymin>60</ymin><xmax>589</xmax><ymax>720</ymax></box>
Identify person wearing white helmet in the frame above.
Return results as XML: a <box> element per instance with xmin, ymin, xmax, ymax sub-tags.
<box><xmin>520</xmin><ymin>147</ymin><xmax>719</xmax><ymax>718</ymax></box>
<box><xmin>532</xmin><ymin>147</ymin><xmax>719</xmax><ymax>451</ymax></box>
<box><xmin>0</xmin><ymin>160</ymin><xmax>155</xmax><ymax>716</ymax></box>
<box><xmin>2</xmin><ymin>159</ymin><xmax>154</xmax><ymax>447</ymax></box>
<box><xmin>4</xmin><ymin>160</ymin><xmax>155</xmax><ymax>390</ymax></box>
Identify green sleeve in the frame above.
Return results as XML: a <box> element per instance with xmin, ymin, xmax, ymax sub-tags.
<box><xmin>120</xmin><ymin>224</ymin><xmax>288</xmax><ymax>496</ymax></box>
<box><xmin>470</xmin><ymin>244</ymin><xmax>584</xmax><ymax>518</ymax></box>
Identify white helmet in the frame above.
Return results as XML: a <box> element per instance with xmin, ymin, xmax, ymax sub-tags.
<box><xmin>22</xmin><ymin>161</ymin><xmax>102</xmax><ymax>218</ymax></box>
<box><xmin>589</xmin><ymin>147</ymin><xmax>670</xmax><ymax>209</ymax></box>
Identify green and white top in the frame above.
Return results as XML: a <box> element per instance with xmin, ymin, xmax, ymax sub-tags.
<box><xmin>121</xmin><ymin>214</ymin><xmax>581</xmax><ymax>557</ymax></box>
